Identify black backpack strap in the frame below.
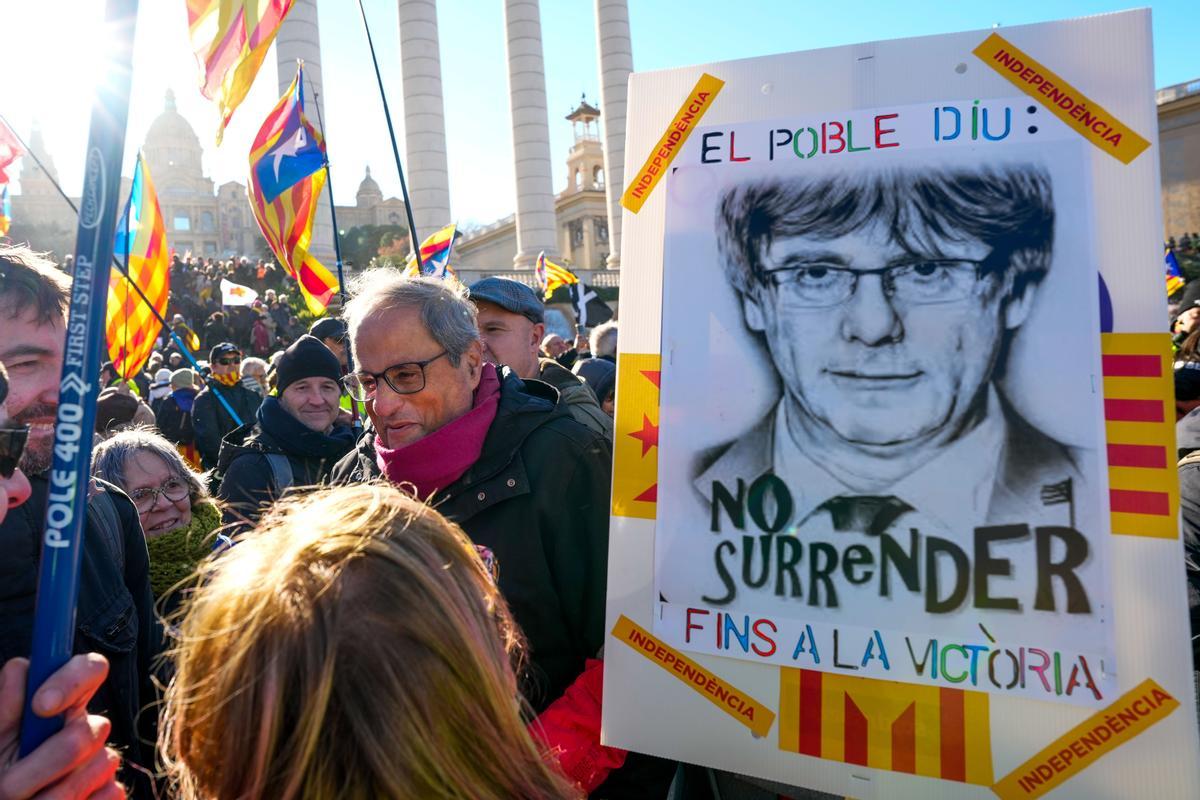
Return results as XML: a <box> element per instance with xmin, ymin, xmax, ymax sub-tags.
<box><xmin>265</xmin><ymin>453</ymin><xmax>294</xmax><ymax>496</ymax></box>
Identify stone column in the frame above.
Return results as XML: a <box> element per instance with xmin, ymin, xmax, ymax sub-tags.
<box><xmin>582</xmin><ymin>216</ymin><xmax>596</xmax><ymax>270</ymax></box>
<box><xmin>504</xmin><ymin>0</ymin><xmax>560</xmax><ymax>269</ymax></box>
<box><xmin>594</xmin><ymin>0</ymin><xmax>632</xmax><ymax>270</ymax></box>
<box><xmin>276</xmin><ymin>0</ymin><xmax>335</xmax><ymax>263</ymax></box>
<box><xmin>398</xmin><ymin>0</ymin><xmax>452</xmax><ymax>241</ymax></box>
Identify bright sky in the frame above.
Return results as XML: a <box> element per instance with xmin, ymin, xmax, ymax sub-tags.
<box><xmin>4</xmin><ymin>0</ymin><xmax>1198</xmax><ymax>228</ymax></box>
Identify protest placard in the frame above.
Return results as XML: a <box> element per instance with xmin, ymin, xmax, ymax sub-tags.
<box><xmin>604</xmin><ymin>10</ymin><xmax>1200</xmax><ymax>798</ymax></box>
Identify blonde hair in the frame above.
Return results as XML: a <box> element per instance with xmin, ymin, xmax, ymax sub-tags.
<box><xmin>160</xmin><ymin>483</ymin><xmax>579</xmax><ymax>800</ymax></box>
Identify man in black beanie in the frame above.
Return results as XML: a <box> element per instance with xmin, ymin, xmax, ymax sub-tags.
<box><xmin>215</xmin><ymin>335</ymin><xmax>356</xmax><ymax>531</ymax></box>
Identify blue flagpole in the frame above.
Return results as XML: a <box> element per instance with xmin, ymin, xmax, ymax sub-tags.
<box><xmin>20</xmin><ymin>0</ymin><xmax>140</xmax><ymax>755</ymax></box>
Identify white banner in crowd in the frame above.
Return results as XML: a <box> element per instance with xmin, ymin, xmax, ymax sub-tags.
<box><xmin>603</xmin><ymin>10</ymin><xmax>1200</xmax><ymax>799</ymax></box>
<box><xmin>220</xmin><ymin>277</ymin><xmax>259</xmax><ymax>306</ymax></box>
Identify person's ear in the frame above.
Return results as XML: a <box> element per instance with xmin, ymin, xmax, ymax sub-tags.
<box><xmin>1003</xmin><ymin>277</ymin><xmax>1038</xmax><ymax>330</ymax></box>
<box><xmin>531</xmin><ymin>322</ymin><xmax>545</xmax><ymax>352</ymax></box>
<box><xmin>465</xmin><ymin>340</ymin><xmax>484</xmax><ymax>386</ymax></box>
<box><xmin>741</xmin><ymin>290</ymin><xmax>768</xmax><ymax>333</ymax></box>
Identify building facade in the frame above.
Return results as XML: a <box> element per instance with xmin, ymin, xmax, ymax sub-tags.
<box><xmin>7</xmin><ymin>126</ymin><xmax>88</xmax><ymax>259</ymax></box>
<box><xmin>336</xmin><ymin>167</ymin><xmax>409</xmax><ymax>230</ymax></box>
<box><xmin>7</xmin><ymin>91</ymin><xmax>409</xmax><ymax>266</ymax></box>
<box><xmin>141</xmin><ymin>90</ymin><xmax>229</xmax><ymax>258</ymax></box>
<box><xmin>1160</xmin><ymin>78</ymin><xmax>1200</xmax><ymax>238</ymax></box>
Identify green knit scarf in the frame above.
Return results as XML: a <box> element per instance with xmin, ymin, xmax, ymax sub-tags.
<box><xmin>146</xmin><ymin>500</ymin><xmax>221</xmax><ymax>599</ymax></box>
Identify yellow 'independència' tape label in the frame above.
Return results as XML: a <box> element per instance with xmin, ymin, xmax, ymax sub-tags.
<box><xmin>972</xmin><ymin>33</ymin><xmax>1149</xmax><ymax>164</ymax></box>
<box><xmin>621</xmin><ymin>73</ymin><xmax>724</xmax><ymax>214</ymax></box>
<box><xmin>612</xmin><ymin>615</ymin><xmax>774</xmax><ymax>737</ymax></box>
<box><xmin>991</xmin><ymin>678</ymin><xmax>1178</xmax><ymax>799</ymax></box>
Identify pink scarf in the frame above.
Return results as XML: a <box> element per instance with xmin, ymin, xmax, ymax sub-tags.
<box><xmin>374</xmin><ymin>363</ymin><xmax>501</xmax><ymax>499</ymax></box>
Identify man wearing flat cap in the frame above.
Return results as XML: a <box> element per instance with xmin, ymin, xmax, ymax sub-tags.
<box><xmin>310</xmin><ymin>316</ymin><xmax>350</xmax><ymax>372</ymax></box>
<box><xmin>470</xmin><ymin>277</ymin><xmax>611</xmax><ymax>438</ymax></box>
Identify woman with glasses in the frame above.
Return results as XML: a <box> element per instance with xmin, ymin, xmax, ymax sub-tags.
<box><xmin>92</xmin><ymin>428</ymin><xmax>223</xmax><ymax>604</ymax></box>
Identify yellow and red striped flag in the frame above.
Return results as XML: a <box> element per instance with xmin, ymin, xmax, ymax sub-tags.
<box><xmin>248</xmin><ymin>63</ymin><xmax>338</xmax><ymax>315</ymax></box>
<box><xmin>535</xmin><ymin>251</ymin><xmax>578</xmax><ymax>300</ymax></box>
<box><xmin>187</xmin><ymin>0</ymin><xmax>296</xmax><ymax>144</ymax></box>
<box><xmin>107</xmin><ymin>154</ymin><xmax>169</xmax><ymax>379</ymax></box>
<box><xmin>403</xmin><ymin>223</ymin><xmax>457</xmax><ymax>278</ymax></box>
<box><xmin>779</xmin><ymin>668</ymin><xmax>993</xmax><ymax>785</ymax></box>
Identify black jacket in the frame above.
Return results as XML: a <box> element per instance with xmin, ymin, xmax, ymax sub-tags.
<box><xmin>330</xmin><ymin>370</ymin><xmax>611</xmax><ymax>712</ymax></box>
<box><xmin>0</xmin><ymin>477</ymin><xmax>161</xmax><ymax>798</ymax></box>
<box><xmin>216</xmin><ymin>396</ymin><xmax>356</xmax><ymax>531</ymax></box>
<box><xmin>155</xmin><ymin>387</ymin><xmax>197</xmax><ymax>446</ymax></box>
<box><xmin>192</xmin><ymin>377</ymin><xmax>262</xmax><ymax>469</ymax></box>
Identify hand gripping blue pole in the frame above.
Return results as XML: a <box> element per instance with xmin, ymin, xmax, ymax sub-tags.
<box><xmin>19</xmin><ymin>0</ymin><xmax>139</xmax><ymax>756</ymax></box>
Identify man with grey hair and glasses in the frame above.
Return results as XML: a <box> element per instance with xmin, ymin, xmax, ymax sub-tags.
<box><xmin>329</xmin><ymin>272</ymin><xmax>673</xmax><ymax>796</ymax></box>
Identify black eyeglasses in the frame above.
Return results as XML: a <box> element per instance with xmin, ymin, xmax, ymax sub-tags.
<box><xmin>763</xmin><ymin>258</ymin><xmax>994</xmax><ymax>308</ymax></box>
<box><xmin>0</xmin><ymin>425</ymin><xmax>28</xmax><ymax>479</ymax></box>
<box><xmin>127</xmin><ymin>477</ymin><xmax>190</xmax><ymax>514</ymax></box>
<box><xmin>342</xmin><ymin>351</ymin><xmax>449</xmax><ymax>401</ymax></box>
<box><xmin>215</xmin><ymin>357</ymin><xmax>242</xmax><ymax>366</ymax></box>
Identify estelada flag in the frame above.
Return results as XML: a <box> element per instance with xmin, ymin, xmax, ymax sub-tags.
<box><xmin>536</xmin><ymin>251</ymin><xmax>578</xmax><ymax>300</ymax></box>
<box><xmin>187</xmin><ymin>0</ymin><xmax>296</xmax><ymax>143</ymax></box>
<box><xmin>1166</xmin><ymin>246</ymin><xmax>1185</xmax><ymax>297</ymax></box>
<box><xmin>779</xmin><ymin>668</ymin><xmax>993</xmax><ymax>785</ymax></box>
<box><xmin>0</xmin><ymin>119</ymin><xmax>23</xmax><ymax>185</ymax></box>
<box><xmin>248</xmin><ymin>61</ymin><xmax>338</xmax><ymax>315</ymax></box>
<box><xmin>403</xmin><ymin>223</ymin><xmax>457</xmax><ymax>279</ymax></box>
<box><xmin>107</xmin><ymin>154</ymin><xmax>169</xmax><ymax>379</ymax></box>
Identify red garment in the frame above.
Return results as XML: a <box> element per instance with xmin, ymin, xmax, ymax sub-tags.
<box><xmin>374</xmin><ymin>363</ymin><xmax>501</xmax><ymax>499</ymax></box>
<box><xmin>530</xmin><ymin>659</ymin><xmax>627</xmax><ymax>794</ymax></box>
<box><xmin>251</xmin><ymin>320</ymin><xmax>270</xmax><ymax>355</ymax></box>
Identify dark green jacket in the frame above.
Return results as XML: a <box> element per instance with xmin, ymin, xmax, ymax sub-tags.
<box><xmin>330</xmin><ymin>370</ymin><xmax>612</xmax><ymax>712</ymax></box>
<box><xmin>537</xmin><ymin>357</ymin><xmax>612</xmax><ymax>439</ymax></box>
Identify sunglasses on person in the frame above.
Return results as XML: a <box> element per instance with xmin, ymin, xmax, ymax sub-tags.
<box><xmin>0</xmin><ymin>424</ymin><xmax>29</xmax><ymax>480</ymax></box>
<box><xmin>215</xmin><ymin>356</ymin><xmax>242</xmax><ymax>366</ymax></box>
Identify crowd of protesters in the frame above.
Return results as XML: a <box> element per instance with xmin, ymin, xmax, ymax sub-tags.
<box><xmin>1169</xmin><ymin>233</ymin><xmax>1200</xmax><ymax>678</ymax></box>
<box><xmin>0</xmin><ymin>243</ymin><xmax>649</xmax><ymax>800</ymax></box>
<box><xmin>7</xmin><ymin>217</ymin><xmax>1200</xmax><ymax>798</ymax></box>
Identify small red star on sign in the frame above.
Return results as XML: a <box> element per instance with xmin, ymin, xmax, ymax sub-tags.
<box><xmin>628</xmin><ymin>414</ymin><xmax>659</xmax><ymax>457</ymax></box>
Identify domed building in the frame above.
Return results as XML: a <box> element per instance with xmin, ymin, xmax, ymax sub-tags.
<box><xmin>141</xmin><ymin>89</ymin><xmax>242</xmax><ymax>259</ymax></box>
<box><xmin>335</xmin><ymin>165</ymin><xmax>408</xmax><ymax>231</ymax></box>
